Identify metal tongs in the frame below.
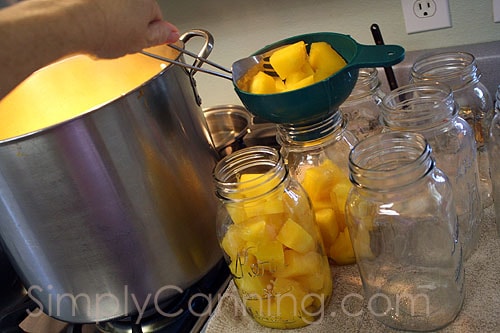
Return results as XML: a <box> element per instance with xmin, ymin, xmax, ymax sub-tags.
<box><xmin>141</xmin><ymin>44</ymin><xmax>279</xmax><ymax>87</ymax></box>
<box><xmin>142</xmin><ymin>44</ymin><xmax>233</xmax><ymax>80</ymax></box>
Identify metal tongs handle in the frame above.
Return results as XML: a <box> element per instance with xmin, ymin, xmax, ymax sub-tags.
<box><xmin>141</xmin><ymin>44</ymin><xmax>233</xmax><ymax>81</ymax></box>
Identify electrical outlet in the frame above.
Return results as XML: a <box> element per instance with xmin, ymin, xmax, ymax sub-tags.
<box><xmin>413</xmin><ymin>0</ymin><xmax>437</xmax><ymax>17</ymax></box>
<box><xmin>401</xmin><ymin>0</ymin><xmax>452</xmax><ymax>34</ymax></box>
<box><xmin>494</xmin><ymin>0</ymin><xmax>500</xmax><ymax>22</ymax></box>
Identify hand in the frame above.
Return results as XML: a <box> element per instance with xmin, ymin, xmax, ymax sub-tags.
<box><xmin>81</xmin><ymin>0</ymin><xmax>180</xmax><ymax>58</ymax></box>
<box><xmin>0</xmin><ymin>0</ymin><xmax>180</xmax><ymax>99</ymax></box>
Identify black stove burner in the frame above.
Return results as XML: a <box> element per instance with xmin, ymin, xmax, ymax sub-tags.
<box><xmin>95</xmin><ymin>259</ymin><xmax>230</xmax><ymax>333</ymax></box>
<box><xmin>0</xmin><ymin>294</ymin><xmax>37</xmax><ymax>333</ymax></box>
<box><xmin>0</xmin><ymin>259</ymin><xmax>230</xmax><ymax>333</ymax></box>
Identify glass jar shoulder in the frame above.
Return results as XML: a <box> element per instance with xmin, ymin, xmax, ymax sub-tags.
<box><xmin>282</xmin><ymin>129</ymin><xmax>357</xmax><ymax>171</ymax></box>
<box><xmin>453</xmin><ymin>81</ymin><xmax>493</xmax><ymax>109</ymax></box>
<box><xmin>347</xmin><ymin>167</ymin><xmax>454</xmax><ymax>224</ymax></box>
<box><xmin>417</xmin><ymin>116</ymin><xmax>475</xmax><ymax>152</ymax></box>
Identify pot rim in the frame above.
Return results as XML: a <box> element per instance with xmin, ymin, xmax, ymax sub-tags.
<box><xmin>0</xmin><ymin>45</ymin><xmax>183</xmax><ymax>145</ymax></box>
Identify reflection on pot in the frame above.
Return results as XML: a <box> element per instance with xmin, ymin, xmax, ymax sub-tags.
<box><xmin>204</xmin><ymin>105</ymin><xmax>278</xmax><ymax>158</ymax></box>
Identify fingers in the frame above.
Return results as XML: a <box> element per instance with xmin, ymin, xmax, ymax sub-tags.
<box><xmin>147</xmin><ymin>20</ymin><xmax>180</xmax><ymax>46</ymax></box>
<box><xmin>146</xmin><ymin>0</ymin><xmax>179</xmax><ymax>44</ymax></box>
<box><xmin>79</xmin><ymin>0</ymin><xmax>181</xmax><ymax>58</ymax></box>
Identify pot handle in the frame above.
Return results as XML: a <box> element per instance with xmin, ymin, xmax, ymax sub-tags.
<box><xmin>178</xmin><ymin>29</ymin><xmax>215</xmax><ymax>106</ymax></box>
<box><xmin>179</xmin><ymin>29</ymin><xmax>215</xmax><ymax>76</ymax></box>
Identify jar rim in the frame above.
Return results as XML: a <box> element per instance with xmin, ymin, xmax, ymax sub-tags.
<box><xmin>213</xmin><ymin>146</ymin><xmax>287</xmax><ymax>200</ymax></box>
<box><xmin>381</xmin><ymin>82</ymin><xmax>456</xmax><ymax>130</ymax></box>
<box><xmin>276</xmin><ymin>110</ymin><xmax>345</xmax><ymax>143</ymax></box>
<box><xmin>348</xmin><ymin>131</ymin><xmax>434</xmax><ymax>192</ymax></box>
<box><xmin>410</xmin><ymin>51</ymin><xmax>478</xmax><ymax>85</ymax></box>
<box><xmin>344</xmin><ymin>67</ymin><xmax>381</xmax><ymax>101</ymax></box>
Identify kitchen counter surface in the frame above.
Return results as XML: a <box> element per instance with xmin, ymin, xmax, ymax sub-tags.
<box><xmin>204</xmin><ymin>205</ymin><xmax>500</xmax><ymax>332</ymax></box>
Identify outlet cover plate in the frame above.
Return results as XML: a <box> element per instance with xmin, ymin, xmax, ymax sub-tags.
<box><xmin>494</xmin><ymin>0</ymin><xmax>500</xmax><ymax>22</ymax></box>
<box><xmin>401</xmin><ymin>0</ymin><xmax>452</xmax><ymax>34</ymax></box>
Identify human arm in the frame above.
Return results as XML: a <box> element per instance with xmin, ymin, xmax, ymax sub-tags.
<box><xmin>0</xmin><ymin>0</ymin><xmax>179</xmax><ymax>100</ymax></box>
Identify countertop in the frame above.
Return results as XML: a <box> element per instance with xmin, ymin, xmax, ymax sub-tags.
<box><xmin>204</xmin><ymin>205</ymin><xmax>500</xmax><ymax>333</ymax></box>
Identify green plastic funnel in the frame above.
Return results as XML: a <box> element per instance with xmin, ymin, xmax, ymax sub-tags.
<box><xmin>233</xmin><ymin>32</ymin><xmax>405</xmax><ymax>124</ymax></box>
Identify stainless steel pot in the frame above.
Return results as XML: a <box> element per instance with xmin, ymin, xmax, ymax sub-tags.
<box><xmin>0</xmin><ymin>30</ymin><xmax>222</xmax><ymax>323</ymax></box>
<box><xmin>203</xmin><ymin>105</ymin><xmax>279</xmax><ymax>156</ymax></box>
<box><xmin>203</xmin><ymin>105</ymin><xmax>251</xmax><ymax>157</ymax></box>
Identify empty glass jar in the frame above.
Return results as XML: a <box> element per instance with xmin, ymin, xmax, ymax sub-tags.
<box><xmin>490</xmin><ymin>84</ymin><xmax>500</xmax><ymax>234</ymax></box>
<box><xmin>381</xmin><ymin>82</ymin><xmax>481</xmax><ymax>260</ymax></box>
<box><xmin>277</xmin><ymin>110</ymin><xmax>358</xmax><ymax>265</ymax></box>
<box><xmin>339</xmin><ymin>67</ymin><xmax>385</xmax><ymax>140</ymax></box>
<box><xmin>410</xmin><ymin>52</ymin><xmax>494</xmax><ymax>207</ymax></box>
<box><xmin>346</xmin><ymin>131</ymin><xmax>464</xmax><ymax>332</ymax></box>
<box><xmin>213</xmin><ymin>146</ymin><xmax>332</xmax><ymax>329</ymax></box>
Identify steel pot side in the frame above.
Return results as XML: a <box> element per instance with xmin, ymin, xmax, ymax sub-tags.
<box><xmin>203</xmin><ymin>105</ymin><xmax>252</xmax><ymax>157</ymax></box>
<box><xmin>0</xmin><ymin>43</ymin><xmax>222</xmax><ymax>322</ymax></box>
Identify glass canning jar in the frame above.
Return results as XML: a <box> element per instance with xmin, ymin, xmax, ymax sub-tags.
<box><xmin>339</xmin><ymin>67</ymin><xmax>385</xmax><ymax>140</ymax></box>
<box><xmin>410</xmin><ymin>52</ymin><xmax>494</xmax><ymax>207</ymax></box>
<box><xmin>489</xmin><ymin>85</ymin><xmax>500</xmax><ymax>235</ymax></box>
<box><xmin>381</xmin><ymin>82</ymin><xmax>481</xmax><ymax>260</ymax></box>
<box><xmin>346</xmin><ymin>131</ymin><xmax>464</xmax><ymax>332</ymax></box>
<box><xmin>213</xmin><ymin>146</ymin><xmax>332</xmax><ymax>329</ymax></box>
<box><xmin>277</xmin><ymin>110</ymin><xmax>358</xmax><ymax>265</ymax></box>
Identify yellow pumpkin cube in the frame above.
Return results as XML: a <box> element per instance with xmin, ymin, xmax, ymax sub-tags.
<box><xmin>330</xmin><ymin>191</ymin><xmax>346</xmax><ymax>231</ymax></box>
<box><xmin>239</xmin><ymin>173</ymin><xmax>281</xmax><ymax>198</ymax></box>
<box><xmin>272</xmin><ymin>277</ymin><xmax>308</xmax><ymax>297</ymax></box>
<box><xmin>269</xmin><ymin>41</ymin><xmax>308</xmax><ymax>80</ymax></box>
<box><xmin>329</xmin><ymin>228</ymin><xmax>356</xmax><ymax>265</ymax></box>
<box><xmin>314</xmin><ymin>69</ymin><xmax>334</xmax><ymax>82</ymax></box>
<box><xmin>276</xmin><ymin>218</ymin><xmax>315</xmax><ymax>253</ymax></box>
<box><xmin>321</xmin><ymin>158</ymin><xmax>345</xmax><ymax>178</ymax></box>
<box><xmin>301</xmin><ymin>61</ymin><xmax>315</xmax><ymax>76</ymax></box>
<box><xmin>285</xmin><ymin>75</ymin><xmax>315</xmax><ymax>92</ymax></box>
<box><xmin>249</xmin><ymin>240</ymin><xmax>285</xmax><ymax>271</ymax></box>
<box><xmin>249</xmin><ymin>71</ymin><xmax>277</xmax><ymax>94</ymax></box>
<box><xmin>262</xmin><ymin>196</ymin><xmax>285</xmax><ymax>214</ymax></box>
<box><xmin>315</xmin><ymin>208</ymin><xmax>340</xmax><ymax>250</ymax></box>
<box><xmin>285</xmin><ymin>70</ymin><xmax>309</xmax><ymax>87</ymax></box>
<box><xmin>301</xmin><ymin>166</ymin><xmax>335</xmax><ymax>203</ymax></box>
<box><xmin>275</xmin><ymin>77</ymin><xmax>286</xmax><ymax>92</ymax></box>
<box><xmin>243</xmin><ymin>196</ymin><xmax>285</xmax><ymax>218</ymax></box>
<box><xmin>225</xmin><ymin>202</ymin><xmax>247</xmax><ymax>224</ymax></box>
<box><xmin>221</xmin><ymin>224</ymin><xmax>246</xmax><ymax>262</ymax></box>
<box><xmin>332</xmin><ymin>182</ymin><xmax>351</xmax><ymax>211</ymax></box>
<box><xmin>235</xmin><ymin>273</ymin><xmax>272</xmax><ymax>297</ymax></box>
<box><xmin>241</xmin><ymin>40</ymin><xmax>348</xmax><ymax>94</ymax></box>
<box><xmin>229</xmin><ymin>251</ymin><xmax>258</xmax><ymax>278</ymax></box>
<box><xmin>308</xmin><ymin>41</ymin><xmax>347</xmax><ymax>76</ymax></box>
<box><xmin>265</xmin><ymin>214</ymin><xmax>285</xmax><ymax>235</ymax></box>
<box><xmin>330</xmin><ymin>180</ymin><xmax>351</xmax><ymax>228</ymax></box>
<box><xmin>275</xmin><ymin>250</ymin><xmax>324</xmax><ymax>278</ymax></box>
<box><xmin>294</xmin><ymin>271</ymin><xmax>325</xmax><ymax>292</ymax></box>
<box><xmin>236</xmin><ymin>219</ymin><xmax>267</xmax><ymax>243</ymax></box>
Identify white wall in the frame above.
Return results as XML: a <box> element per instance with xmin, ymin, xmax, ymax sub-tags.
<box><xmin>159</xmin><ymin>0</ymin><xmax>500</xmax><ymax>108</ymax></box>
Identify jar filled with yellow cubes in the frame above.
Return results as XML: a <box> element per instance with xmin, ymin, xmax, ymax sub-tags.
<box><xmin>213</xmin><ymin>146</ymin><xmax>332</xmax><ymax>329</ymax></box>
<box><xmin>277</xmin><ymin>110</ymin><xmax>358</xmax><ymax>265</ymax></box>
